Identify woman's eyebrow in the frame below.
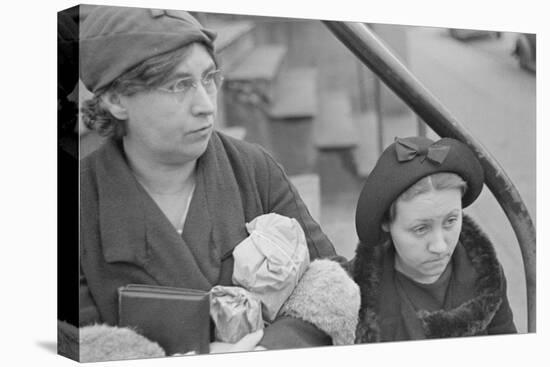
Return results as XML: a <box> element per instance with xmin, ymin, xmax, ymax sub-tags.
<box><xmin>170</xmin><ymin>71</ymin><xmax>192</xmax><ymax>79</ymax></box>
<box><xmin>412</xmin><ymin>218</ymin><xmax>432</xmax><ymax>225</ymax></box>
<box><xmin>407</xmin><ymin>218</ymin><xmax>433</xmax><ymax>227</ymax></box>
<box><xmin>445</xmin><ymin>209</ymin><xmax>460</xmax><ymax>216</ymax></box>
<box><xmin>171</xmin><ymin>65</ymin><xmax>216</xmax><ymax>79</ymax></box>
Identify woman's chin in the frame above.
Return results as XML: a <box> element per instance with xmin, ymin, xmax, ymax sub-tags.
<box><xmin>419</xmin><ymin>262</ymin><xmax>449</xmax><ymax>282</ymax></box>
<box><xmin>158</xmin><ymin>142</ymin><xmax>209</xmax><ymax>165</ymax></box>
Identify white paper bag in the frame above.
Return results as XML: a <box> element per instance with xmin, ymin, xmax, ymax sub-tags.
<box><xmin>232</xmin><ymin>213</ymin><xmax>310</xmax><ymax>322</ymax></box>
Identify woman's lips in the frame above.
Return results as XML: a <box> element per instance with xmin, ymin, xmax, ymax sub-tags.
<box><xmin>424</xmin><ymin>255</ymin><xmax>449</xmax><ymax>265</ymax></box>
<box><xmin>187</xmin><ymin>124</ymin><xmax>212</xmax><ymax>136</ymax></box>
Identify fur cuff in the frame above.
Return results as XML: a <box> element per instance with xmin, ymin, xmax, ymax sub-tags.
<box><xmin>58</xmin><ymin>320</ymin><xmax>79</xmax><ymax>360</ymax></box>
<box><xmin>58</xmin><ymin>321</ymin><xmax>165</xmax><ymax>362</ymax></box>
<box><xmin>279</xmin><ymin>259</ymin><xmax>360</xmax><ymax>345</ymax></box>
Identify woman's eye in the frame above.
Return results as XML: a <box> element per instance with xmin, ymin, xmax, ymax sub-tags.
<box><xmin>445</xmin><ymin>216</ymin><xmax>458</xmax><ymax>227</ymax></box>
<box><xmin>203</xmin><ymin>71</ymin><xmax>220</xmax><ymax>87</ymax></box>
<box><xmin>413</xmin><ymin>226</ymin><xmax>428</xmax><ymax>235</ymax></box>
<box><xmin>203</xmin><ymin>73</ymin><xmax>215</xmax><ymax>85</ymax></box>
<box><xmin>171</xmin><ymin>78</ymin><xmax>194</xmax><ymax>92</ymax></box>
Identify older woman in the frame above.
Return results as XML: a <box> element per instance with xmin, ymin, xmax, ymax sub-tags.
<box><xmin>353</xmin><ymin>136</ymin><xmax>516</xmax><ymax>342</ymax></box>
<box><xmin>74</xmin><ymin>5</ymin><xmax>358</xmax><ymax>360</ymax></box>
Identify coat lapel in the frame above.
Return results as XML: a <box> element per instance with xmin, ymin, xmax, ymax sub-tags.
<box><xmin>96</xmin><ymin>139</ymin><xmax>148</xmax><ymax>265</ymax></box>
<box><xmin>141</xmin><ymin>185</ymin><xmax>213</xmax><ymax>290</ymax></box>
<box><xmin>95</xmin><ymin>139</ymin><xmax>212</xmax><ymax>290</ymax></box>
<box><xmin>196</xmin><ymin>133</ymin><xmax>248</xmax><ymax>284</ymax></box>
<box><xmin>179</xmin><ymin>169</ymin><xmax>217</xmax><ymax>285</ymax></box>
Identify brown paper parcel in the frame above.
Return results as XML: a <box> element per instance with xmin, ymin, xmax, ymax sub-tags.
<box><xmin>210</xmin><ymin>285</ymin><xmax>264</xmax><ymax>343</ymax></box>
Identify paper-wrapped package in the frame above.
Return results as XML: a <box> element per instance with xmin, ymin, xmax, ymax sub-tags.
<box><xmin>209</xmin><ymin>285</ymin><xmax>264</xmax><ymax>343</ymax></box>
<box><xmin>232</xmin><ymin>213</ymin><xmax>310</xmax><ymax>322</ymax></box>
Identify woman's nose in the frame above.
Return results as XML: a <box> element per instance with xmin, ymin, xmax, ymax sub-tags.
<box><xmin>427</xmin><ymin>228</ymin><xmax>448</xmax><ymax>255</ymax></box>
<box><xmin>190</xmin><ymin>83</ymin><xmax>216</xmax><ymax>116</ymax></box>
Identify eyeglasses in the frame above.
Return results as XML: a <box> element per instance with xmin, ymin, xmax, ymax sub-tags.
<box><xmin>157</xmin><ymin>69</ymin><xmax>224</xmax><ymax>95</ymax></box>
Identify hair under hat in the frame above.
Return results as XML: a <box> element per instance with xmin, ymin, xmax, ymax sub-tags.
<box><xmin>355</xmin><ymin>136</ymin><xmax>484</xmax><ymax>246</ymax></box>
<box><xmin>80</xmin><ymin>5</ymin><xmax>217</xmax><ymax>93</ymax></box>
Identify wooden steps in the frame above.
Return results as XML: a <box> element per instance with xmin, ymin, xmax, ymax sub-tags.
<box><xmin>314</xmin><ymin>91</ymin><xmax>359</xmax><ymax>150</ymax></box>
<box><xmin>209</xmin><ymin>20</ymin><xmax>256</xmax><ymax>129</ymax></box>
<box><xmin>351</xmin><ymin>111</ymin><xmax>380</xmax><ymax>177</ymax></box>
<box><xmin>378</xmin><ymin>110</ymin><xmax>419</xmax><ymax>145</ymax></box>
<box><xmin>222</xmin><ymin>45</ymin><xmax>288</xmax><ymax>150</ymax></box>
<box><xmin>217</xmin><ymin>126</ymin><xmax>247</xmax><ymax>140</ymax></box>
<box><xmin>212</xmin><ymin>21</ymin><xmax>256</xmax><ymax>71</ymax></box>
<box><xmin>268</xmin><ymin>67</ymin><xmax>317</xmax><ymax>119</ymax></box>
<box><xmin>265</xmin><ymin>67</ymin><xmax>319</xmax><ymax>175</ymax></box>
<box><xmin>213</xmin><ymin>21</ymin><xmax>255</xmax><ymax>51</ymax></box>
<box><xmin>351</xmin><ymin>110</ymin><xmax>418</xmax><ymax>177</ymax></box>
<box><xmin>225</xmin><ymin>44</ymin><xmax>287</xmax><ymax>83</ymax></box>
<box><xmin>289</xmin><ymin>174</ymin><xmax>321</xmax><ymax>223</ymax></box>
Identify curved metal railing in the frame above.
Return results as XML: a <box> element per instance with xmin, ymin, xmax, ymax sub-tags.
<box><xmin>323</xmin><ymin>20</ymin><xmax>536</xmax><ymax>332</ymax></box>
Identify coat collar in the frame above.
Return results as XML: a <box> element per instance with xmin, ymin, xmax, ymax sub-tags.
<box><xmin>354</xmin><ymin>215</ymin><xmax>504</xmax><ymax>342</ymax></box>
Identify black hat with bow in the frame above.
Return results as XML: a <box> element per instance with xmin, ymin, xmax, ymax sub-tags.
<box><xmin>355</xmin><ymin>136</ymin><xmax>484</xmax><ymax>246</ymax></box>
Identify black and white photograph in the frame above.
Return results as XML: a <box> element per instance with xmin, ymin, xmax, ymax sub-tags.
<box><xmin>5</xmin><ymin>0</ymin><xmax>547</xmax><ymax>366</ymax></box>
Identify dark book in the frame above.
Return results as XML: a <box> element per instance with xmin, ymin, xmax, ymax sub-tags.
<box><xmin>118</xmin><ymin>284</ymin><xmax>210</xmax><ymax>355</ymax></box>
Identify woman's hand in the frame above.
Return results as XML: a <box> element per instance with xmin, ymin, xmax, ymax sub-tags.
<box><xmin>209</xmin><ymin>329</ymin><xmax>265</xmax><ymax>354</ymax></box>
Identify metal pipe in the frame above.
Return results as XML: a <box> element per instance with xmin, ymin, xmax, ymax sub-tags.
<box><xmin>374</xmin><ymin>78</ymin><xmax>384</xmax><ymax>154</ymax></box>
<box><xmin>417</xmin><ymin>116</ymin><xmax>427</xmax><ymax>137</ymax></box>
<box><xmin>323</xmin><ymin>20</ymin><xmax>536</xmax><ymax>332</ymax></box>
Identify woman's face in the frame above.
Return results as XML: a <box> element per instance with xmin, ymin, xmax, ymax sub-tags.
<box><xmin>118</xmin><ymin>43</ymin><xmax>217</xmax><ymax>165</ymax></box>
<box><xmin>385</xmin><ymin>188</ymin><xmax>463</xmax><ymax>284</ymax></box>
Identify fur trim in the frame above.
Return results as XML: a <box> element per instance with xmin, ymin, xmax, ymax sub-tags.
<box><xmin>418</xmin><ymin>216</ymin><xmax>503</xmax><ymax>338</ymax></box>
<box><xmin>354</xmin><ymin>215</ymin><xmax>504</xmax><ymax>342</ymax></box>
<box><xmin>353</xmin><ymin>241</ymin><xmax>386</xmax><ymax>343</ymax></box>
<box><xmin>279</xmin><ymin>259</ymin><xmax>360</xmax><ymax>345</ymax></box>
<box><xmin>58</xmin><ymin>320</ymin><xmax>79</xmax><ymax>361</ymax></box>
<box><xmin>78</xmin><ymin>324</ymin><xmax>165</xmax><ymax>362</ymax></box>
<box><xmin>58</xmin><ymin>320</ymin><xmax>165</xmax><ymax>362</ymax></box>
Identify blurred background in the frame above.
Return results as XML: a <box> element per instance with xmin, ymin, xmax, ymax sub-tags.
<box><xmin>75</xmin><ymin>9</ymin><xmax>535</xmax><ymax>334</ymax></box>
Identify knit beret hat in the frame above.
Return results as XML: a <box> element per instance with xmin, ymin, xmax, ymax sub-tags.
<box><xmin>355</xmin><ymin>136</ymin><xmax>484</xmax><ymax>245</ymax></box>
<box><xmin>80</xmin><ymin>6</ymin><xmax>217</xmax><ymax>93</ymax></box>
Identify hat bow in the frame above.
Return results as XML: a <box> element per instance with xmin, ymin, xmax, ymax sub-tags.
<box><xmin>395</xmin><ymin>137</ymin><xmax>450</xmax><ymax>165</ymax></box>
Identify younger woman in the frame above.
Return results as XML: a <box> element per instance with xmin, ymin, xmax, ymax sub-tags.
<box><xmin>353</xmin><ymin>136</ymin><xmax>516</xmax><ymax>342</ymax></box>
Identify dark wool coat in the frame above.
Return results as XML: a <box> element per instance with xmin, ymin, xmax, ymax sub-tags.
<box><xmin>79</xmin><ymin>131</ymin><xmax>340</xmax><ymax>350</ymax></box>
<box><xmin>353</xmin><ymin>215</ymin><xmax>517</xmax><ymax>342</ymax></box>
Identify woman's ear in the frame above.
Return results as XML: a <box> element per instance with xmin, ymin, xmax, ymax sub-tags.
<box><xmin>381</xmin><ymin>222</ymin><xmax>390</xmax><ymax>232</ymax></box>
<box><xmin>100</xmin><ymin>92</ymin><xmax>129</xmax><ymax>120</ymax></box>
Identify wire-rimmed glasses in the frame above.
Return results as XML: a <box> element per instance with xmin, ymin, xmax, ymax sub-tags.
<box><xmin>156</xmin><ymin>69</ymin><xmax>224</xmax><ymax>96</ymax></box>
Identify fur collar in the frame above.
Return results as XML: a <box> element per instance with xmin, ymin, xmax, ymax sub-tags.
<box><xmin>354</xmin><ymin>215</ymin><xmax>504</xmax><ymax>342</ymax></box>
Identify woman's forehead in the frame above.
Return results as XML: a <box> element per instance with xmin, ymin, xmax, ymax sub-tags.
<box><xmin>173</xmin><ymin>43</ymin><xmax>216</xmax><ymax>75</ymax></box>
<box><xmin>395</xmin><ymin>189</ymin><xmax>462</xmax><ymax>222</ymax></box>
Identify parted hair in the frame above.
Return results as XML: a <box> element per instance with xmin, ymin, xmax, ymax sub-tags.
<box><xmin>385</xmin><ymin>172</ymin><xmax>468</xmax><ymax>224</ymax></box>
